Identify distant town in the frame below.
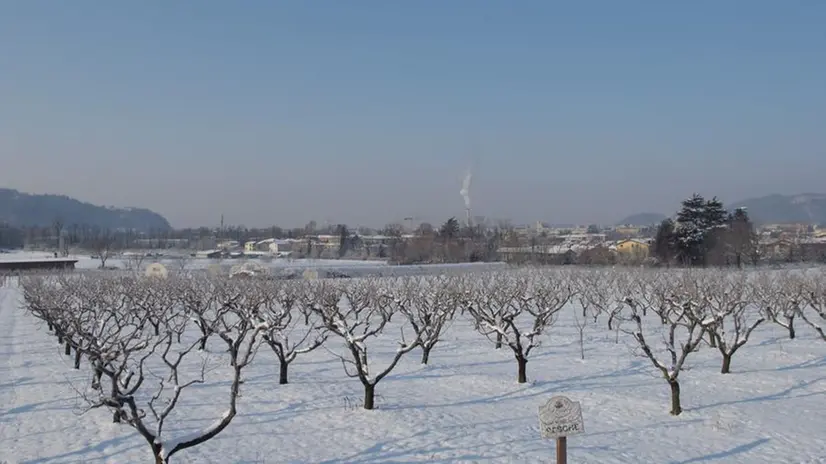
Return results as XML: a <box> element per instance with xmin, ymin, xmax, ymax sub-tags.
<box><xmin>3</xmin><ymin>209</ymin><xmax>826</xmax><ymax>268</ymax></box>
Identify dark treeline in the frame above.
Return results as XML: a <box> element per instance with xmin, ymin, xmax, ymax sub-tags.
<box><xmin>645</xmin><ymin>193</ymin><xmax>826</xmax><ymax>267</ymax></box>
<box><xmin>651</xmin><ymin>194</ymin><xmax>758</xmax><ymax>267</ymax></box>
<box><xmin>0</xmin><ymin>217</ymin><xmax>505</xmax><ymax>264</ymax></box>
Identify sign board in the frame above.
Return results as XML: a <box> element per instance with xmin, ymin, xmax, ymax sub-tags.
<box><xmin>539</xmin><ymin>396</ymin><xmax>585</xmax><ymax>439</ymax></box>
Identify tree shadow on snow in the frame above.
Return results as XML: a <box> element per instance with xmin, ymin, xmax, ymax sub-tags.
<box><xmin>20</xmin><ymin>434</ymin><xmax>143</xmax><ymax>464</ymax></box>
<box><xmin>743</xmin><ymin>356</ymin><xmax>826</xmax><ymax>374</ymax></box>
<box><xmin>316</xmin><ymin>423</ymin><xmax>535</xmax><ymax>464</ymax></box>
<box><xmin>688</xmin><ymin>376</ymin><xmax>826</xmax><ymax>412</ymax></box>
<box><xmin>381</xmin><ymin>362</ymin><xmax>650</xmax><ymax>412</ymax></box>
<box><xmin>3</xmin><ymin>397</ymin><xmax>75</xmax><ymax>416</ymax></box>
<box><xmin>668</xmin><ymin>438</ymin><xmax>770</xmax><ymax>463</ymax></box>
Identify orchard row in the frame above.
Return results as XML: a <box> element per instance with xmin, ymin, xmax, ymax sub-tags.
<box><xmin>16</xmin><ymin>267</ymin><xmax>826</xmax><ymax>463</ymax></box>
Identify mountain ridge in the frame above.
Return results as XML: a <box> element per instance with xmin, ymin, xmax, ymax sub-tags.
<box><xmin>619</xmin><ymin>193</ymin><xmax>826</xmax><ymax>226</ymax></box>
<box><xmin>0</xmin><ymin>188</ymin><xmax>172</xmax><ymax>232</ymax></box>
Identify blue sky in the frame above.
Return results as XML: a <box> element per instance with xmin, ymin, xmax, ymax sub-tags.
<box><xmin>1</xmin><ymin>1</ymin><xmax>824</xmax><ymax>228</ymax></box>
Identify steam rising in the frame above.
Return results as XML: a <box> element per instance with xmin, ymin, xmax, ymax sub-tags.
<box><xmin>460</xmin><ymin>171</ymin><xmax>472</xmax><ymax>209</ymax></box>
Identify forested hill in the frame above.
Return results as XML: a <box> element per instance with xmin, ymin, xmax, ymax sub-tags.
<box><xmin>616</xmin><ymin>212</ymin><xmax>667</xmax><ymax>226</ymax></box>
<box><xmin>730</xmin><ymin>193</ymin><xmax>826</xmax><ymax>225</ymax></box>
<box><xmin>0</xmin><ymin>188</ymin><xmax>172</xmax><ymax>232</ymax></box>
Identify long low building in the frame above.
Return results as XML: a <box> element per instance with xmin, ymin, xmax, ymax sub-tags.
<box><xmin>0</xmin><ymin>258</ymin><xmax>79</xmax><ymax>272</ymax></box>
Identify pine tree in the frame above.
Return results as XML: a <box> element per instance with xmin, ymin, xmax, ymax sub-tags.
<box><xmin>700</xmin><ymin>196</ymin><xmax>729</xmax><ymax>266</ymax></box>
<box><xmin>675</xmin><ymin>194</ymin><xmax>706</xmax><ymax>265</ymax></box>
<box><xmin>337</xmin><ymin>224</ymin><xmax>349</xmax><ymax>258</ymax></box>
<box><xmin>675</xmin><ymin>194</ymin><xmax>730</xmax><ymax>266</ymax></box>
<box><xmin>652</xmin><ymin>219</ymin><xmax>677</xmax><ymax>266</ymax></box>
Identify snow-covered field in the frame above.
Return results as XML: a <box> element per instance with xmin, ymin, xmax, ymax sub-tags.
<box><xmin>0</xmin><ymin>250</ymin><xmax>506</xmax><ymax>277</ymax></box>
<box><xmin>2</xmin><ymin>272</ymin><xmax>826</xmax><ymax>464</ymax></box>
<box><xmin>0</xmin><ymin>250</ymin><xmax>389</xmax><ymax>271</ymax></box>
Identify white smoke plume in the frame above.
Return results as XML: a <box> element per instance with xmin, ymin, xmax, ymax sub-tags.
<box><xmin>460</xmin><ymin>170</ymin><xmax>472</xmax><ymax>209</ymax></box>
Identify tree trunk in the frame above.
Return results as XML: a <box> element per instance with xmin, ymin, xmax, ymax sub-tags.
<box><xmin>198</xmin><ymin>335</ymin><xmax>207</xmax><ymax>351</ymax></box>
<box><xmin>421</xmin><ymin>346</ymin><xmax>431</xmax><ymax>365</ymax></box>
<box><xmin>579</xmin><ymin>330</ymin><xmax>585</xmax><ymax>360</ymax></box>
<box><xmin>788</xmin><ymin>319</ymin><xmax>796</xmax><ymax>340</ymax></box>
<box><xmin>495</xmin><ymin>333</ymin><xmax>502</xmax><ymax>349</ymax></box>
<box><xmin>708</xmin><ymin>334</ymin><xmax>717</xmax><ymax>348</ymax></box>
<box><xmin>668</xmin><ymin>379</ymin><xmax>682</xmax><ymax>416</ymax></box>
<box><xmin>363</xmin><ymin>383</ymin><xmax>376</xmax><ymax>410</ymax></box>
<box><xmin>152</xmin><ymin>443</ymin><xmax>165</xmax><ymax>464</ymax></box>
<box><xmin>721</xmin><ymin>353</ymin><xmax>732</xmax><ymax>374</ymax></box>
<box><xmin>64</xmin><ymin>341</ymin><xmax>72</xmax><ymax>356</ymax></box>
<box><xmin>516</xmin><ymin>356</ymin><xmax>528</xmax><ymax>384</ymax></box>
<box><xmin>279</xmin><ymin>359</ymin><xmax>289</xmax><ymax>385</ymax></box>
<box><xmin>73</xmin><ymin>348</ymin><xmax>82</xmax><ymax>369</ymax></box>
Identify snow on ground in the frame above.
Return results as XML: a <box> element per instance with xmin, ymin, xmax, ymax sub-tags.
<box><xmin>0</xmin><ymin>250</ymin><xmax>387</xmax><ymax>271</ymax></box>
<box><xmin>2</xmin><ymin>279</ymin><xmax>826</xmax><ymax>463</ymax></box>
<box><xmin>0</xmin><ymin>250</ymin><xmax>505</xmax><ymax>277</ymax></box>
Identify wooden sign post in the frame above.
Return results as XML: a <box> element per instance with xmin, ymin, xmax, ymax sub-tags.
<box><xmin>539</xmin><ymin>396</ymin><xmax>584</xmax><ymax>464</ymax></box>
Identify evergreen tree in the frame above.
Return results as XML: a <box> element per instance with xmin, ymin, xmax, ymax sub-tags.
<box><xmin>701</xmin><ymin>197</ymin><xmax>728</xmax><ymax>264</ymax></box>
<box><xmin>439</xmin><ymin>217</ymin><xmax>460</xmax><ymax>240</ymax></box>
<box><xmin>337</xmin><ymin>224</ymin><xmax>349</xmax><ymax>258</ymax></box>
<box><xmin>675</xmin><ymin>194</ymin><xmax>706</xmax><ymax>265</ymax></box>
<box><xmin>652</xmin><ymin>219</ymin><xmax>677</xmax><ymax>265</ymax></box>
<box><xmin>675</xmin><ymin>194</ymin><xmax>729</xmax><ymax>266</ymax></box>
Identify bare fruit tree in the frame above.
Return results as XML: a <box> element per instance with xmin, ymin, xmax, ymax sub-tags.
<box><xmin>571</xmin><ymin>269</ymin><xmax>615</xmax><ymax>359</ymax></box>
<box><xmin>619</xmin><ymin>271</ymin><xmax>708</xmax><ymax>415</ymax></box>
<box><xmin>697</xmin><ymin>270</ymin><xmax>765</xmax><ymax>374</ymax></box>
<box><xmin>174</xmin><ymin>255</ymin><xmax>190</xmax><ymax>273</ymax></box>
<box><xmin>261</xmin><ymin>280</ymin><xmax>328</xmax><ymax>384</ymax></box>
<box><xmin>389</xmin><ymin>275</ymin><xmax>457</xmax><ymax>365</ymax></box>
<box><xmin>753</xmin><ymin>270</ymin><xmax>801</xmax><ymax>340</ymax></box>
<box><xmin>124</xmin><ymin>253</ymin><xmax>147</xmax><ymax>273</ymax></box>
<box><xmin>90</xmin><ymin>229</ymin><xmax>117</xmax><ymax>269</ymax></box>
<box><xmin>313</xmin><ymin>279</ymin><xmax>419</xmax><ymax>410</ymax></box>
<box><xmin>800</xmin><ymin>269</ymin><xmax>826</xmax><ymax>341</ymax></box>
<box><xmin>21</xmin><ymin>273</ymin><xmax>269</xmax><ymax>464</ymax></box>
<box><xmin>463</xmin><ymin>271</ymin><xmax>523</xmax><ymax>349</ymax></box>
<box><xmin>464</xmin><ymin>269</ymin><xmax>572</xmax><ymax>383</ymax></box>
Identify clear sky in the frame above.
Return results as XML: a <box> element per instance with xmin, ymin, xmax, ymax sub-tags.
<box><xmin>1</xmin><ymin>1</ymin><xmax>825</xmax><ymax>229</ymax></box>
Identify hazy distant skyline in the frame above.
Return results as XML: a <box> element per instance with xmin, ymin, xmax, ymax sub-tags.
<box><xmin>2</xmin><ymin>2</ymin><xmax>825</xmax><ymax>229</ymax></box>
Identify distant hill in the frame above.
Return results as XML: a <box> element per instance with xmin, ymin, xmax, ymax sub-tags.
<box><xmin>616</xmin><ymin>212</ymin><xmax>667</xmax><ymax>226</ymax></box>
<box><xmin>0</xmin><ymin>188</ymin><xmax>172</xmax><ymax>232</ymax></box>
<box><xmin>730</xmin><ymin>193</ymin><xmax>826</xmax><ymax>225</ymax></box>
